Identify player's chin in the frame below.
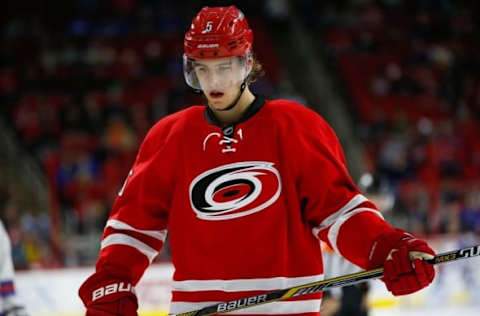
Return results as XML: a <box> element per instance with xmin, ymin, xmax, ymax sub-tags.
<box><xmin>208</xmin><ymin>99</ymin><xmax>231</xmax><ymax>111</ymax></box>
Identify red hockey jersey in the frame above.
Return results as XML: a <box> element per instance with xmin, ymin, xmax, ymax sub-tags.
<box><xmin>97</xmin><ymin>96</ymin><xmax>394</xmax><ymax>315</ymax></box>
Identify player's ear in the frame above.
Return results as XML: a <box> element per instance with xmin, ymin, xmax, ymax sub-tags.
<box><xmin>247</xmin><ymin>52</ymin><xmax>254</xmax><ymax>74</ymax></box>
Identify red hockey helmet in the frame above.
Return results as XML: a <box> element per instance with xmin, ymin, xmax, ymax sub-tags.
<box><xmin>184</xmin><ymin>6</ymin><xmax>253</xmax><ymax>59</ymax></box>
<box><xmin>183</xmin><ymin>6</ymin><xmax>254</xmax><ymax>90</ymax></box>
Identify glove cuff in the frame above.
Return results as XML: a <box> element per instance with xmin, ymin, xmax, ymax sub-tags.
<box><xmin>367</xmin><ymin>228</ymin><xmax>410</xmax><ymax>269</ymax></box>
<box><xmin>79</xmin><ymin>269</ymin><xmax>138</xmax><ymax>307</ymax></box>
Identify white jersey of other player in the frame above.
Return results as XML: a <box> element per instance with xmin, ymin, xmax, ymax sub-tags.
<box><xmin>0</xmin><ymin>220</ymin><xmax>28</xmax><ymax>316</ymax></box>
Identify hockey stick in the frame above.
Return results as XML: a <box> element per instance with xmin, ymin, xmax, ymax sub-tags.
<box><xmin>174</xmin><ymin>244</ymin><xmax>480</xmax><ymax>316</ymax></box>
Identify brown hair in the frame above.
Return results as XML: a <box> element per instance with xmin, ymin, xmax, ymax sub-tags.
<box><xmin>247</xmin><ymin>55</ymin><xmax>265</xmax><ymax>85</ymax></box>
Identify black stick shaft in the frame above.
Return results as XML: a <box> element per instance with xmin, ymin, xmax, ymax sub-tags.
<box><xmin>174</xmin><ymin>244</ymin><xmax>480</xmax><ymax>316</ymax></box>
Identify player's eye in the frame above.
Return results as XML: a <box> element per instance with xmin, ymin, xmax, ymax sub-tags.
<box><xmin>195</xmin><ymin>66</ymin><xmax>208</xmax><ymax>73</ymax></box>
<box><xmin>218</xmin><ymin>65</ymin><xmax>231</xmax><ymax>72</ymax></box>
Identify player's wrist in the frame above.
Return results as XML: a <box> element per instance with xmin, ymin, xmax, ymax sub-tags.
<box><xmin>367</xmin><ymin>228</ymin><xmax>411</xmax><ymax>269</ymax></box>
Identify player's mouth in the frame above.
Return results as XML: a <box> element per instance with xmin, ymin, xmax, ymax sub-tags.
<box><xmin>209</xmin><ymin>91</ymin><xmax>224</xmax><ymax>99</ymax></box>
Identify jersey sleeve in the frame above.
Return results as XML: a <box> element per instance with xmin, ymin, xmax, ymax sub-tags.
<box><xmin>297</xmin><ymin>112</ymin><xmax>395</xmax><ymax>269</ymax></box>
<box><xmin>0</xmin><ymin>221</ymin><xmax>16</xmax><ymax>292</ymax></box>
<box><xmin>95</xmin><ymin>123</ymin><xmax>172</xmax><ymax>284</ymax></box>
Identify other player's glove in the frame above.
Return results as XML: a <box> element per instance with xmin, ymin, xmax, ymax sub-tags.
<box><xmin>3</xmin><ymin>303</ymin><xmax>29</xmax><ymax>316</ymax></box>
<box><xmin>368</xmin><ymin>228</ymin><xmax>435</xmax><ymax>296</ymax></box>
<box><xmin>79</xmin><ymin>269</ymin><xmax>138</xmax><ymax>316</ymax></box>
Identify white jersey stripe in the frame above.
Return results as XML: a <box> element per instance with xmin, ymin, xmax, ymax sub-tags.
<box><xmin>327</xmin><ymin>208</ymin><xmax>384</xmax><ymax>255</ymax></box>
<box><xmin>312</xmin><ymin>194</ymin><xmax>369</xmax><ymax>237</ymax></box>
<box><xmin>169</xmin><ymin>299</ymin><xmax>322</xmax><ymax>314</ymax></box>
<box><xmin>172</xmin><ymin>274</ymin><xmax>324</xmax><ymax>292</ymax></box>
<box><xmin>105</xmin><ymin>219</ymin><xmax>168</xmax><ymax>241</ymax></box>
<box><xmin>101</xmin><ymin>233</ymin><xmax>159</xmax><ymax>263</ymax></box>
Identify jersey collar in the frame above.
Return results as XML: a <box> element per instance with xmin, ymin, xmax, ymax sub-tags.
<box><xmin>204</xmin><ymin>94</ymin><xmax>265</xmax><ymax>127</ymax></box>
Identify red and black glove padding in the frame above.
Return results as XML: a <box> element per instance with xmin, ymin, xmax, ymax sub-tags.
<box><xmin>79</xmin><ymin>269</ymin><xmax>138</xmax><ymax>316</ymax></box>
<box><xmin>368</xmin><ymin>229</ymin><xmax>436</xmax><ymax>296</ymax></box>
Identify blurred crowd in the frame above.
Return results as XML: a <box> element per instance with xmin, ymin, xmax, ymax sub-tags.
<box><xmin>0</xmin><ymin>0</ymin><xmax>286</xmax><ymax>268</ymax></box>
<box><xmin>296</xmin><ymin>0</ymin><xmax>480</xmax><ymax>235</ymax></box>
<box><xmin>1</xmin><ymin>0</ymin><xmax>479</xmax><ymax>270</ymax></box>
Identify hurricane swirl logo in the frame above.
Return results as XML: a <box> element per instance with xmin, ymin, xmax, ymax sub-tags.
<box><xmin>189</xmin><ymin>161</ymin><xmax>282</xmax><ymax>220</ymax></box>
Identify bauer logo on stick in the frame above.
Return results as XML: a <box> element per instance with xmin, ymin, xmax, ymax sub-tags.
<box><xmin>216</xmin><ymin>294</ymin><xmax>267</xmax><ymax>312</ymax></box>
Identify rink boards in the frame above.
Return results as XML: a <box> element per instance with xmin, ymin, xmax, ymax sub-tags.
<box><xmin>15</xmin><ymin>235</ymin><xmax>480</xmax><ymax>316</ymax></box>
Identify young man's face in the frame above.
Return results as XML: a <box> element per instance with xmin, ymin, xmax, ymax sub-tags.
<box><xmin>193</xmin><ymin>57</ymin><xmax>248</xmax><ymax>111</ymax></box>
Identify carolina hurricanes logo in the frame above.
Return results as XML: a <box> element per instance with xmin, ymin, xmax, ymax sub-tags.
<box><xmin>189</xmin><ymin>161</ymin><xmax>282</xmax><ymax>220</ymax></box>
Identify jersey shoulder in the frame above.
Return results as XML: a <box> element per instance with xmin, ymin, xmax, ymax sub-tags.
<box><xmin>263</xmin><ymin>98</ymin><xmax>333</xmax><ymax>135</ymax></box>
<box><xmin>139</xmin><ymin>105</ymin><xmax>204</xmax><ymax>153</ymax></box>
<box><xmin>147</xmin><ymin>105</ymin><xmax>205</xmax><ymax>139</ymax></box>
<box><xmin>264</xmin><ymin>99</ymin><xmax>347</xmax><ymax>166</ymax></box>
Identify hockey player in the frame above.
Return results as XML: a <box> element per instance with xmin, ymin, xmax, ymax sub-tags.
<box><xmin>320</xmin><ymin>241</ymin><xmax>369</xmax><ymax>316</ymax></box>
<box><xmin>0</xmin><ymin>220</ymin><xmax>28</xmax><ymax>316</ymax></box>
<box><xmin>79</xmin><ymin>6</ymin><xmax>436</xmax><ymax>316</ymax></box>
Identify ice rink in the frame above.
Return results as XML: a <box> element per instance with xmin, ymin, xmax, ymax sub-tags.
<box><xmin>372</xmin><ymin>306</ymin><xmax>480</xmax><ymax>316</ymax></box>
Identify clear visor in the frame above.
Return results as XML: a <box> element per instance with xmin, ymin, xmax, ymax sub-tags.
<box><xmin>183</xmin><ymin>53</ymin><xmax>252</xmax><ymax>91</ymax></box>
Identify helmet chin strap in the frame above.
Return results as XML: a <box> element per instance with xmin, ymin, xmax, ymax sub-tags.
<box><xmin>215</xmin><ymin>79</ymin><xmax>248</xmax><ymax>112</ymax></box>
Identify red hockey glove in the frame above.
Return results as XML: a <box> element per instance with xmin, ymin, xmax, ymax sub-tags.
<box><xmin>368</xmin><ymin>229</ymin><xmax>435</xmax><ymax>296</ymax></box>
<box><xmin>79</xmin><ymin>269</ymin><xmax>138</xmax><ymax>316</ymax></box>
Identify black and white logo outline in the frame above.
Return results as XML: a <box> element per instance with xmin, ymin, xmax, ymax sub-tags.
<box><xmin>189</xmin><ymin>161</ymin><xmax>281</xmax><ymax>220</ymax></box>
